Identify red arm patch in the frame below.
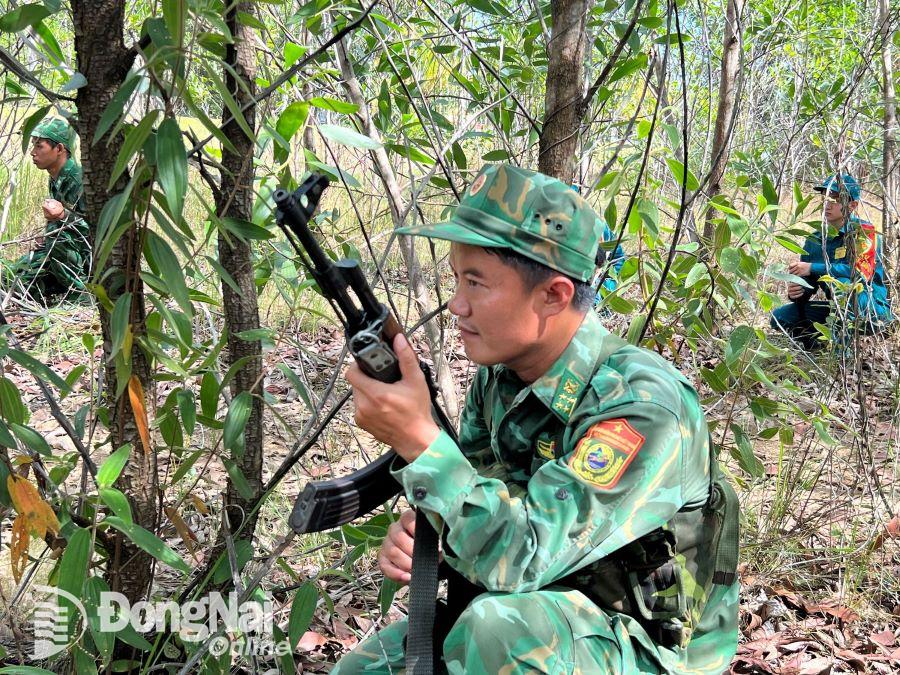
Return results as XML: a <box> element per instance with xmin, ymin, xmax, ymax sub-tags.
<box><xmin>568</xmin><ymin>419</ymin><xmax>645</xmax><ymax>489</ymax></box>
<box><xmin>855</xmin><ymin>224</ymin><xmax>876</xmax><ymax>282</ymax></box>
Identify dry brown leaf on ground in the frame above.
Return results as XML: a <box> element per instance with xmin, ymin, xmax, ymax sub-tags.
<box><xmin>296</xmin><ymin>630</ymin><xmax>328</xmax><ymax>652</ymax></box>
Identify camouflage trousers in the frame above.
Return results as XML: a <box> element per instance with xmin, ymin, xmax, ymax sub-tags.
<box><xmin>3</xmin><ymin>230</ymin><xmax>90</xmax><ymax>304</ymax></box>
<box><xmin>331</xmin><ymin>588</ymin><xmax>669</xmax><ymax>674</ymax></box>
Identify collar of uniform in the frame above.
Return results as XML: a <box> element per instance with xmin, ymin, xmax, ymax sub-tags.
<box><xmin>51</xmin><ymin>157</ymin><xmax>77</xmax><ymax>185</ymax></box>
<box><xmin>530</xmin><ymin>311</ymin><xmax>607</xmax><ymax>422</ymax></box>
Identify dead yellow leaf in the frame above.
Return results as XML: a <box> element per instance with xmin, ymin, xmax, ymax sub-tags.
<box><xmin>164</xmin><ymin>506</ymin><xmax>198</xmax><ymax>560</ymax></box>
<box><xmin>10</xmin><ymin>515</ymin><xmax>29</xmax><ymax>583</ymax></box>
<box><xmin>127</xmin><ymin>375</ymin><xmax>151</xmax><ymax>455</ymax></box>
<box><xmin>7</xmin><ymin>475</ymin><xmax>60</xmax><ymax>583</ymax></box>
<box><xmin>8</xmin><ymin>475</ymin><xmax>60</xmax><ymax>538</ymax></box>
<box><xmin>190</xmin><ymin>494</ymin><xmax>209</xmax><ymax>515</ymax></box>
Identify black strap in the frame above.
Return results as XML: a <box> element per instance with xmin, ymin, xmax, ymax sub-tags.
<box><xmin>406</xmin><ymin>509</ymin><xmax>440</xmax><ymax>674</ymax></box>
<box><xmin>405</xmin><ymin>364</ymin><xmax>459</xmax><ymax>674</ymax></box>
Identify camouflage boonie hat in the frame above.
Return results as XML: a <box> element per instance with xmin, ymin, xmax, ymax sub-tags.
<box><xmin>397</xmin><ymin>164</ymin><xmax>605</xmax><ymax>282</ymax></box>
<box><xmin>31</xmin><ymin>117</ymin><xmax>75</xmax><ymax>151</ymax></box>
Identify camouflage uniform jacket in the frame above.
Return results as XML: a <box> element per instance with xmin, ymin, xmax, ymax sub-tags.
<box><xmin>393</xmin><ymin>310</ymin><xmax>739</xmax><ymax>673</ymax></box>
<box><xmin>46</xmin><ymin>157</ymin><xmax>89</xmax><ymax>250</ymax></box>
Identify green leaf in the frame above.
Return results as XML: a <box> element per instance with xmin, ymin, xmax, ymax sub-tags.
<box><xmin>379</xmin><ymin>577</ymin><xmax>400</xmax><ymax>614</ymax></box>
<box><xmin>718</xmin><ymin>247</ymin><xmax>741</xmax><ymax>273</ymax></box>
<box><xmin>103</xmin><ymin>516</ymin><xmax>191</xmax><ymax>574</ymax></box>
<box><xmin>276</xmin><ymin>364</ymin><xmax>311</xmax><ymax>409</ymax></box>
<box><xmin>177</xmin><ymin>389</ymin><xmax>196</xmax><ymax>435</ymax></box>
<box><xmin>0</xmin><ymin>667</ymin><xmax>58</xmax><ymax>674</ymax></box>
<box><xmin>109</xmin><ymin>293</ymin><xmax>132</xmax><ymax>359</ymax></box>
<box><xmin>288</xmin><ymin>583</ymin><xmax>318</xmax><ymax>648</ymax></box>
<box><xmin>0</xmin><ymin>376</ymin><xmax>29</xmax><ymax>425</ymax></box>
<box><xmin>665</xmin><ymin>158</ymin><xmax>699</xmax><ymax>191</ymax></box>
<box><xmin>211</xmin><ymin>539</ymin><xmax>253</xmax><ymax>583</ymax></box>
<box><xmin>145</xmin><ymin>230</ymin><xmax>192</xmax><ymax>316</ymax></box>
<box><xmin>162</xmin><ymin>0</ymin><xmax>186</xmax><ymax>45</ymax></box>
<box><xmin>155</xmin><ymin>118</ymin><xmax>187</xmax><ymax>222</ymax></box>
<box><xmin>200</xmin><ymin>372</ymin><xmax>219</xmax><ymax>418</ymax></box>
<box><xmin>685</xmin><ymin>262</ymin><xmax>707</xmax><ymax>288</ymax></box>
<box><xmin>223</xmin><ymin>391</ymin><xmax>252</xmax><ymax>455</ymax></box>
<box><xmin>58</xmin><ymin>527</ymin><xmax>91</xmax><ymax>638</ymax></box>
<box><xmin>223</xmin><ymin>458</ymin><xmax>254</xmax><ymax>499</ymax></box>
<box><xmin>10</xmin><ymin>424</ymin><xmax>51</xmax><ymax>457</ymax></box>
<box><xmin>95</xmin><ymin>74</ymin><xmax>142</xmax><ymax>144</ymax></box>
<box><xmin>97</xmin><ymin>443</ymin><xmax>132</xmax><ymax>488</ymax></box>
<box><xmin>83</xmin><ymin>576</ymin><xmax>115</xmax><ymax>660</ymax></box>
<box><xmin>726</xmin><ymin>325</ymin><xmax>755</xmax><ymax>365</ymax></box>
<box><xmin>274</xmin><ymin>102</ymin><xmax>309</xmax><ymax>163</ymax></box>
<box><xmin>33</xmin><ymin>21</ymin><xmax>63</xmax><ymax>65</ymax></box>
<box><xmin>170</xmin><ymin>449</ymin><xmax>203</xmax><ymax>485</ymax></box>
<box><xmin>20</xmin><ymin>105</ymin><xmax>51</xmax><ymax>153</ymax></box>
<box><xmin>220</xmin><ymin>217</ymin><xmax>274</xmax><ymax>241</ymax></box>
<box><xmin>7</xmin><ymin>348</ymin><xmax>71</xmax><ymax>395</ymax></box>
<box><xmin>318</xmin><ymin>124</ymin><xmax>381</xmax><ymax>150</ymax></box>
<box><xmin>0</xmin><ymin>3</ymin><xmax>52</xmax><ymax>32</ymax></box>
<box><xmin>100</xmin><ymin>487</ymin><xmax>133</xmax><ymax>524</ymax></box>
<box><xmin>108</xmin><ymin>110</ymin><xmax>160</xmax><ymax>188</ymax></box>
<box><xmin>387</xmin><ymin>143</ymin><xmax>434</xmax><ymax>165</ymax></box>
<box><xmin>63</xmin><ymin>364</ymin><xmax>87</xmax><ymax>396</ymax></box>
<box><xmin>308</xmin><ymin>96</ymin><xmax>358</xmax><ymax>113</ymax></box>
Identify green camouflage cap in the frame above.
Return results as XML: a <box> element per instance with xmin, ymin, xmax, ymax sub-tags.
<box><xmin>31</xmin><ymin>117</ymin><xmax>75</xmax><ymax>150</ymax></box>
<box><xmin>397</xmin><ymin>164</ymin><xmax>604</xmax><ymax>282</ymax></box>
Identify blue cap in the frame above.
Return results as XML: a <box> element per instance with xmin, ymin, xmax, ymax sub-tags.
<box><xmin>814</xmin><ymin>174</ymin><xmax>860</xmax><ymax>201</ymax></box>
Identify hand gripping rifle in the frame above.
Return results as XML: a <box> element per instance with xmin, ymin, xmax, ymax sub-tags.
<box><xmin>273</xmin><ymin>174</ymin><xmax>458</xmax><ymax>674</ymax></box>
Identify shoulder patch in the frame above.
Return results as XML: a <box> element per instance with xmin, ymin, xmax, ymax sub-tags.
<box><xmin>568</xmin><ymin>418</ymin><xmax>644</xmax><ymax>489</ymax></box>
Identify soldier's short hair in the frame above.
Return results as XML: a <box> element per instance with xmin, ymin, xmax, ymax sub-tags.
<box><xmin>485</xmin><ymin>247</ymin><xmax>594</xmax><ymax>311</ymax></box>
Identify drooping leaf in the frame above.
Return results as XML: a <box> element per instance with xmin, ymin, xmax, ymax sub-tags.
<box><xmin>288</xmin><ymin>583</ymin><xmax>318</xmax><ymax>649</ymax></box>
<box><xmin>127</xmin><ymin>375</ymin><xmax>152</xmax><ymax>455</ymax></box>
<box><xmin>222</xmin><ymin>391</ymin><xmax>252</xmax><ymax>455</ymax></box>
<box><xmin>102</xmin><ymin>516</ymin><xmax>191</xmax><ymax>574</ymax></box>
<box><xmin>318</xmin><ymin>124</ymin><xmax>382</xmax><ymax>149</ymax></box>
<box><xmin>155</xmin><ymin>118</ymin><xmax>187</xmax><ymax>222</ymax></box>
<box><xmin>145</xmin><ymin>229</ymin><xmax>192</xmax><ymax>315</ymax></box>
<box><xmin>0</xmin><ymin>3</ymin><xmax>53</xmax><ymax>33</ymax></box>
<box><xmin>223</xmin><ymin>458</ymin><xmax>254</xmax><ymax>499</ymax></box>
<box><xmin>100</xmin><ymin>487</ymin><xmax>133</xmax><ymax>524</ymax></box>
<box><xmin>97</xmin><ymin>443</ymin><xmax>132</xmax><ymax>489</ymax></box>
<box><xmin>58</xmin><ymin>527</ymin><xmax>91</xmax><ymax>638</ymax></box>
<box><xmin>20</xmin><ymin>105</ymin><xmax>51</xmax><ymax>153</ymax></box>
<box><xmin>108</xmin><ymin>110</ymin><xmax>160</xmax><ymax>188</ymax></box>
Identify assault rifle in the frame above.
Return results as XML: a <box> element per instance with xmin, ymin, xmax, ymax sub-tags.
<box><xmin>274</xmin><ymin>174</ymin><xmax>458</xmax><ymax>673</ymax></box>
<box><xmin>273</xmin><ymin>174</ymin><xmax>456</xmax><ymax>532</ymax></box>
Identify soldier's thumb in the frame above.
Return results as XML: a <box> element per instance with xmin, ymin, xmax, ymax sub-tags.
<box><xmin>393</xmin><ymin>333</ymin><xmax>422</xmax><ymax>381</ymax></box>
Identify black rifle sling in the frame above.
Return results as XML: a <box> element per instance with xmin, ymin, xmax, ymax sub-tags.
<box><xmin>406</xmin><ymin>364</ymin><xmax>458</xmax><ymax>674</ymax></box>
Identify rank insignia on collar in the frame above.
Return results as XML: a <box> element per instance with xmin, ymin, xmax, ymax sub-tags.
<box><xmin>551</xmin><ymin>369</ymin><xmax>584</xmax><ymax>419</ymax></box>
<box><xmin>568</xmin><ymin>418</ymin><xmax>644</xmax><ymax>489</ymax></box>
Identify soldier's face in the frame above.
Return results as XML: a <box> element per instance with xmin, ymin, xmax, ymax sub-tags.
<box><xmin>447</xmin><ymin>243</ymin><xmax>544</xmax><ymax>369</ymax></box>
<box><xmin>30</xmin><ymin>138</ymin><xmax>65</xmax><ymax>171</ymax></box>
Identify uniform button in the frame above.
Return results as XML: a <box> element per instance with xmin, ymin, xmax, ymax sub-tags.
<box><xmin>555</xmin><ymin>488</ymin><xmax>569</xmax><ymax>500</ymax></box>
<box><xmin>412</xmin><ymin>486</ymin><xmax>427</xmax><ymax>501</ymax></box>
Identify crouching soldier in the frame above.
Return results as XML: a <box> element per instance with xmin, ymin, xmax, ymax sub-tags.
<box><xmin>771</xmin><ymin>174</ymin><xmax>892</xmax><ymax>350</ymax></box>
<box><xmin>333</xmin><ymin>164</ymin><xmax>740</xmax><ymax>674</ymax></box>
<box><xmin>4</xmin><ymin>117</ymin><xmax>91</xmax><ymax>304</ymax></box>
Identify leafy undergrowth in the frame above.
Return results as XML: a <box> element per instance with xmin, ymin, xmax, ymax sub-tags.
<box><xmin>0</xmin><ymin>303</ymin><xmax>897</xmax><ymax>673</ymax></box>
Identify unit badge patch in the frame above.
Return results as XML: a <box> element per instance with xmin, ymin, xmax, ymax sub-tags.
<box><xmin>568</xmin><ymin>418</ymin><xmax>645</xmax><ymax>489</ymax></box>
<box><xmin>535</xmin><ymin>433</ymin><xmax>557</xmax><ymax>460</ymax></box>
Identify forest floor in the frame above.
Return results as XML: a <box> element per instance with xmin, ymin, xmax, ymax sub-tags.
<box><xmin>0</xmin><ymin>300</ymin><xmax>897</xmax><ymax>673</ymax></box>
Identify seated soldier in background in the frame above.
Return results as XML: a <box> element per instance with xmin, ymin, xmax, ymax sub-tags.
<box><xmin>770</xmin><ymin>174</ymin><xmax>892</xmax><ymax>350</ymax></box>
<box><xmin>3</xmin><ymin>117</ymin><xmax>91</xmax><ymax>304</ymax></box>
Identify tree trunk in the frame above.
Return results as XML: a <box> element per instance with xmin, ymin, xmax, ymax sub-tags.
<box><xmin>878</xmin><ymin>0</ymin><xmax>898</xmax><ymax>276</ymax></box>
<box><xmin>701</xmin><ymin>0</ymin><xmax>745</xmax><ymax>244</ymax></box>
<box><xmin>216</xmin><ymin>0</ymin><xmax>265</xmax><ymax>543</ymax></box>
<box><xmin>334</xmin><ymin>37</ymin><xmax>460</xmax><ymax>420</ymax></box>
<box><xmin>539</xmin><ymin>0</ymin><xmax>589</xmax><ymax>182</ymax></box>
<box><xmin>72</xmin><ymin>0</ymin><xmax>157</xmax><ymax>604</ymax></box>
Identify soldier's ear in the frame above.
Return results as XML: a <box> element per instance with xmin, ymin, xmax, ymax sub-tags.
<box><xmin>540</xmin><ymin>275</ymin><xmax>575</xmax><ymax>316</ymax></box>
